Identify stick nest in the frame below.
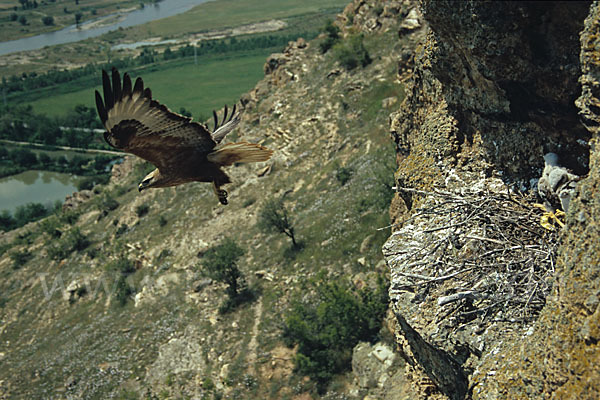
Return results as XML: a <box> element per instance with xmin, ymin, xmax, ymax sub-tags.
<box><xmin>384</xmin><ymin>184</ymin><xmax>560</xmax><ymax>330</ymax></box>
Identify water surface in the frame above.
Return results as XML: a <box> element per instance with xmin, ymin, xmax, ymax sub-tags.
<box><xmin>0</xmin><ymin>0</ymin><xmax>209</xmax><ymax>56</ymax></box>
<box><xmin>0</xmin><ymin>170</ymin><xmax>81</xmax><ymax>213</ymax></box>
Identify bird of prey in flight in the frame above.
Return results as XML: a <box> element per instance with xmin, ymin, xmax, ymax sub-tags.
<box><xmin>95</xmin><ymin>68</ymin><xmax>272</xmax><ymax>205</ymax></box>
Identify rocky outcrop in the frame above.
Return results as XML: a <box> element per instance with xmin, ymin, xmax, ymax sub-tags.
<box><xmin>62</xmin><ymin>189</ymin><xmax>94</xmax><ymax>211</ymax></box>
<box><xmin>471</xmin><ymin>2</ymin><xmax>600</xmax><ymax>398</ymax></box>
<box><xmin>385</xmin><ymin>0</ymin><xmax>598</xmax><ymax>398</ymax></box>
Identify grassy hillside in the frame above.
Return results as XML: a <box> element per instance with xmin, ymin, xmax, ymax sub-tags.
<box><xmin>0</xmin><ymin>1</ymin><xmax>414</xmax><ymax>399</ymax></box>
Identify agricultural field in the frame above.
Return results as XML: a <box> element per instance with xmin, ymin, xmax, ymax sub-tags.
<box><xmin>26</xmin><ymin>52</ymin><xmax>269</xmax><ymax>121</ymax></box>
<box><xmin>122</xmin><ymin>0</ymin><xmax>350</xmax><ymax>41</ymax></box>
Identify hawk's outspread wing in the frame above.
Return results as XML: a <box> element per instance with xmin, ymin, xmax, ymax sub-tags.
<box><xmin>95</xmin><ymin>68</ymin><xmax>216</xmax><ymax>171</ymax></box>
<box><xmin>94</xmin><ymin>67</ymin><xmax>272</xmax><ymax>205</ymax></box>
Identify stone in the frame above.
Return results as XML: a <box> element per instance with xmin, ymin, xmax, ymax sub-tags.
<box><xmin>360</xmin><ymin>234</ymin><xmax>375</xmax><ymax>253</ymax></box>
<box><xmin>192</xmin><ymin>278</ymin><xmax>212</xmax><ymax>293</ymax></box>
<box><xmin>381</xmin><ymin>96</ymin><xmax>398</xmax><ymax>108</ymax></box>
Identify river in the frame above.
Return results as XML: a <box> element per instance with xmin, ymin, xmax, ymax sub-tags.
<box><xmin>0</xmin><ymin>170</ymin><xmax>82</xmax><ymax>214</ymax></box>
<box><xmin>0</xmin><ymin>0</ymin><xmax>210</xmax><ymax>56</ymax></box>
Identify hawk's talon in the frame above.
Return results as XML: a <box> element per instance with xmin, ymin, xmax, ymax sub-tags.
<box><xmin>217</xmin><ymin>189</ymin><xmax>228</xmax><ymax>205</ymax></box>
<box><xmin>533</xmin><ymin>203</ymin><xmax>565</xmax><ymax>230</ymax></box>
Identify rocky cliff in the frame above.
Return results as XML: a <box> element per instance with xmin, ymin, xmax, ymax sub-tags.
<box><xmin>384</xmin><ymin>1</ymin><xmax>600</xmax><ymax>398</ymax></box>
<box><xmin>1</xmin><ymin>0</ymin><xmax>598</xmax><ymax>398</ymax></box>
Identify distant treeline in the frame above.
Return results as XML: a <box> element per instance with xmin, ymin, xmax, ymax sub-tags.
<box><xmin>0</xmin><ymin>145</ymin><xmax>116</xmax><ymax>178</ymax></box>
<box><xmin>1</xmin><ymin>32</ymin><xmax>317</xmax><ymax>95</ymax></box>
<box><xmin>0</xmin><ymin>103</ymin><xmax>106</xmax><ymax>148</ymax></box>
<box><xmin>0</xmin><ymin>202</ymin><xmax>58</xmax><ymax>232</ymax></box>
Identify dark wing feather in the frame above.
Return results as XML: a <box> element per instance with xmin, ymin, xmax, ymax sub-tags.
<box><xmin>211</xmin><ymin>103</ymin><xmax>241</xmax><ymax>144</ymax></box>
<box><xmin>95</xmin><ymin>68</ymin><xmax>216</xmax><ymax>171</ymax></box>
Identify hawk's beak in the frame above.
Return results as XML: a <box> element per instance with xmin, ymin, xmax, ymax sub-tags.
<box><xmin>138</xmin><ymin>181</ymin><xmax>149</xmax><ymax>192</ymax></box>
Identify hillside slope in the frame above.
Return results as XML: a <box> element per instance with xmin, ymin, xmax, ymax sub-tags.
<box><xmin>0</xmin><ymin>1</ymin><xmax>420</xmax><ymax>399</ymax></box>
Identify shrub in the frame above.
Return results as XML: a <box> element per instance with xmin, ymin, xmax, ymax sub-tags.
<box><xmin>135</xmin><ymin>203</ymin><xmax>149</xmax><ymax>217</ymax></box>
<box><xmin>67</xmin><ymin>228</ymin><xmax>90</xmax><ymax>251</ymax></box>
<box><xmin>333</xmin><ymin>34</ymin><xmax>372</xmax><ymax>71</ymax></box>
<box><xmin>105</xmin><ymin>256</ymin><xmax>136</xmax><ymax>275</ymax></box>
<box><xmin>48</xmin><ymin>228</ymin><xmax>90</xmax><ymax>260</ymax></box>
<box><xmin>14</xmin><ymin>202</ymin><xmax>49</xmax><ymax>227</ymax></box>
<box><xmin>114</xmin><ymin>275</ymin><xmax>133</xmax><ymax>306</ymax></box>
<box><xmin>100</xmin><ymin>195</ymin><xmax>119</xmax><ymax>211</ymax></box>
<box><xmin>10</xmin><ymin>249</ymin><xmax>32</xmax><ymax>269</ymax></box>
<box><xmin>115</xmin><ymin>224</ymin><xmax>128</xmax><ymax>237</ymax></box>
<box><xmin>319</xmin><ymin>20</ymin><xmax>340</xmax><ymax>54</ymax></box>
<box><xmin>0</xmin><ymin>210</ymin><xmax>16</xmax><ymax>232</ymax></box>
<box><xmin>42</xmin><ymin>16</ymin><xmax>54</xmax><ymax>25</ymax></box>
<box><xmin>40</xmin><ymin>216</ymin><xmax>62</xmax><ymax>238</ymax></box>
<box><xmin>201</xmin><ymin>238</ymin><xmax>252</xmax><ymax>312</ymax></box>
<box><xmin>257</xmin><ymin>198</ymin><xmax>298</xmax><ymax>248</ymax></box>
<box><xmin>106</xmin><ymin>256</ymin><xmax>136</xmax><ymax>306</ymax></box>
<box><xmin>283</xmin><ymin>275</ymin><xmax>389</xmax><ymax>391</ymax></box>
<box><xmin>158</xmin><ymin>215</ymin><xmax>167</xmax><ymax>227</ymax></box>
<box><xmin>335</xmin><ymin>166</ymin><xmax>353</xmax><ymax>186</ymax></box>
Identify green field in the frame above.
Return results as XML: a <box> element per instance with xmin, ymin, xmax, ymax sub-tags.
<box><xmin>27</xmin><ymin>52</ymin><xmax>269</xmax><ymax>121</ymax></box>
<box><xmin>123</xmin><ymin>0</ymin><xmax>350</xmax><ymax>41</ymax></box>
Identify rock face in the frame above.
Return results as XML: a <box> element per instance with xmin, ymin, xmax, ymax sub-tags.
<box><xmin>385</xmin><ymin>0</ymin><xmax>599</xmax><ymax>398</ymax></box>
<box><xmin>476</xmin><ymin>2</ymin><xmax>600</xmax><ymax>398</ymax></box>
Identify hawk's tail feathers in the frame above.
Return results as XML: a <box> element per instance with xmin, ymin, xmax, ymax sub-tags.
<box><xmin>207</xmin><ymin>142</ymin><xmax>273</xmax><ymax>167</ymax></box>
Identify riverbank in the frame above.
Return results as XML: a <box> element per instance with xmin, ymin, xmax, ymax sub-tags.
<box><xmin>0</xmin><ymin>0</ymin><xmax>347</xmax><ymax>78</ymax></box>
<box><xmin>0</xmin><ymin>139</ymin><xmax>123</xmax><ymax>156</ymax></box>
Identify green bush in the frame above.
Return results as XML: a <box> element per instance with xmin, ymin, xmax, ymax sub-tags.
<box><xmin>135</xmin><ymin>203</ymin><xmax>149</xmax><ymax>218</ymax></box>
<box><xmin>333</xmin><ymin>34</ymin><xmax>372</xmax><ymax>71</ymax></box>
<box><xmin>283</xmin><ymin>275</ymin><xmax>389</xmax><ymax>391</ymax></box>
<box><xmin>114</xmin><ymin>275</ymin><xmax>133</xmax><ymax>306</ymax></box>
<box><xmin>0</xmin><ymin>210</ymin><xmax>16</xmax><ymax>232</ymax></box>
<box><xmin>10</xmin><ymin>249</ymin><xmax>32</xmax><ymax>269</ymax></box>
<box><xmin>335</xmin><ymin>166</ymin><xmax>353</xmax><ymax>186</ymax></box>
<box><xmin>99</xmin><ymin>195</ymin><xmax>119</xmax><ymax>212</ymax></box>
<box><xmin>115</xmin><ymin>224</ymin><xmax>128</xmax><ymax>237</ymax></box>
<box><xmin>201</xmin><ymin>238</ymin><xmax>252</xmax><ymax>312</ymax></box>
<box><xmin>48</xmin><ymin>228</ymin><xmax>90</xmax><ymax>260</ymax></box>
<box><xmin>319</xmin><ymin>20</ymin><xmax>340</xmax><ymax>54</ymax></box>
<box><xmin>105</xmin><ymin>256</ymin><xmax>136</xmax><ymax>306</ymax></box>
<box><xmin>40</xmin><ymin>216</ymin><xmax>62</xmax><ymax>238</ymax></box>
<box><xmin>158</xmin><ymin>215</ymin><xmax>167</xmax><ymax>227</ymax></box>
<box><xmin>105</xmin><ymin>257</ymin><xmax>136</xmax><ymax>275</ymax></box>
<box><xmin>257</xmin><ymin>198</ymin><xmax>299</xmax><ymax>248</ymax></box>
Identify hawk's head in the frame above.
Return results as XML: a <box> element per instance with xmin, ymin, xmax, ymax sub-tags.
<box><xmin>138</xmin><ymin>169</ymin><xmax>159</xmax><ymax>192</ymax></box>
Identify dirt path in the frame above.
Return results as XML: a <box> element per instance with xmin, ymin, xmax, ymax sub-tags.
<box><xmin>246</xmin><ymin>297</ymin><xmax>263</xmax><ymax>374</ymax></box>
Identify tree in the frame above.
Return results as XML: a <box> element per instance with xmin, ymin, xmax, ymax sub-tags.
<box><xmin>75</xmin><ymin>12</ymin><xmax>82</xmax><ymax>25</ymax></box>
<box><xmin>257</xmin><ymin>198</ymin><xmax>298</xmax><ymax>247</ymax></box>
<box><xmin>283</xmin><ymin>275</ymin><xmax>389</xmax><ymax>391</ymax></box>
<box><xmin>42</xmin><ymin>16</ymin><xmax>54</xmax><ymax>25</ymax></box>
<box><xmin>18</xmin><ymin>15</ymin><xmax>27</xmax><ymax>25</ymax></box>
<box><xmin>0</xmin><ymin>210</ymin><xmax>16</xmax><ymax>232</ymax></box>
<box><xmin>201</xmin><ymin>238</ymin><xmax>248</xmax><ymax>312</ymax></box>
